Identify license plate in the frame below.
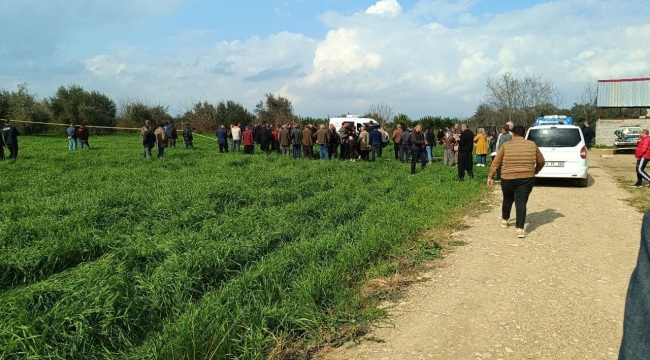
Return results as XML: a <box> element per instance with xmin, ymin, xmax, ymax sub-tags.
<box><xmin>546</xmin><ymin>162</ymin><xmax>564</xmax><ymax>167</ymax></box>
<box><xmin>628</xmin><ymin>139</ymin><xmax>636</xmax><ymax>142</ymax></box>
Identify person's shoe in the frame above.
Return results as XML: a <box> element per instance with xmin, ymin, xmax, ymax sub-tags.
<box><xmin>499</xmin><ymin>218</ymin><xmax>509</xmax><ymax>228</ymax></box>
<box><xmin>517</xmin><ymin>228</ymin><xmax>527</xmax><ymax>238</ymax></box>
<box><xmin>630</xmin><ymin>184</ymin><xmax>642</xmax><ymax>188</ymax></box>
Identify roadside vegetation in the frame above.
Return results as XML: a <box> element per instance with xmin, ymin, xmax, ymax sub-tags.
<box><xmin>0</xmin><ymin>134</ymin><xmax>489</xmax><ymax>359</ymax></box>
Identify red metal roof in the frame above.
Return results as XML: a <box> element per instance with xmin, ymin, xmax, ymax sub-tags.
<box><xmin>598</xmin><ymin>78</ymin><xmax>650</xmax><ymax>83</ymax></box>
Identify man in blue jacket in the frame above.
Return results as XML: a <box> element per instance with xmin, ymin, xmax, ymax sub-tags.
<box><xmin>370</xmin><ymin>125</ymin><xmax>383</xmax><ymax>162</ymax></box>
<box><xmin>216</xmin><ymin>125</ymin><xmax>229</xmax><ymax>153</ymax></box>
<box><xmin>66</xmin><ymin>123</ymin><xmax>77</xmax><ymax>150</ymax></box>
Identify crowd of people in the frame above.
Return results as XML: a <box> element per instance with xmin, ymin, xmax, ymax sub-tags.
<box><xmin>139</xmin><ymin>120</ymin><xmax>194</xmax><ymax>158</ymax></box>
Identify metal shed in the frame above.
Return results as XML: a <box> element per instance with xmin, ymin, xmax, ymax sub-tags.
<box><xmin>597</xmin><ymin>78</ymin><xmax>650</xmax><ymax>108</ymax></box>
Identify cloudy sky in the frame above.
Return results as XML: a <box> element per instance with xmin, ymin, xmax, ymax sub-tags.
<box><xmin>1</xmin><ymin>0</ymin><xmax>649</xmax><ymax>118</ymax></box>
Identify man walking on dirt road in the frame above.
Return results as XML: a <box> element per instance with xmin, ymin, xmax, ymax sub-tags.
<box><xmin>631</xmin><ymin>129</ymin><xmax>650</xmax><ymax>188</ymax></box>
<box><xmin>487</xmin><ymin>125</ymin><xmax>545</xmax><ymax>238</ymax></box>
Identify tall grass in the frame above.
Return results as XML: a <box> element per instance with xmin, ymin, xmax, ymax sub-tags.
<box><xmin>0</xmin><ymin>135</ymin><xmax>487</xmax><ymax>359</ymax></box>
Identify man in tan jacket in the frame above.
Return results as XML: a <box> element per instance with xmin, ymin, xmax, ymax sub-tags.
<box><xmin>392</xmin><ymin>125</ymin><xmax>403</xmax><ymax>160</ymax></box>
<box><xmin>302</xmin><ymin>125</ymin><xmax>314</xmax><ymax>159</ymax></box>
<box><xmin>488</xmin><ymin>125</ymin><xmax>545</xmax><ymax>238</ymax></box>
<box><xmin>154</xmin><ymin>123</ymin><xmax>167</xmax><ymax>158</ymax></box>
<box><xmin>315</xmin><ymin>124</ymin><xmax>330</xmax><ymax>160</ymax></box>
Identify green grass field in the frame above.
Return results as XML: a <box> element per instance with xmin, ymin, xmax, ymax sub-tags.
<box><xmin>0</xmin><ymin>134</ymin><xmax>488</xmax><ymax>359</ymax></box>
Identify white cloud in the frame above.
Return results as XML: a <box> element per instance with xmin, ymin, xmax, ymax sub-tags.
<box><xmin>305</xmin><ymin>28</ymin><xmax>383</xmax><ymax>84</ymax></box>
<box><xmin>366</xmin><ymin>0</ymin><xmax>403</xmax><ymax>18</ymax></box>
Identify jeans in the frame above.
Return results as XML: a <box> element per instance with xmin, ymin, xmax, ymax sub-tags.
<box><xmin>319</xmin><ymin>144</ymin><xmax>329</xmax><ymax>160</ymax></box>
<box><xmin>457</xmin><ymin>152</ymin><xmax>474</xmax><ymax>180</ymax></box>
<box><xmin>292</xmin><ymin>145</ymin><xmax>301</xmax><ymax>158</ymax></box>
<box><xmin>636</xmin><ymin>158</ymin><xmax>650</xmax><ymax>185</ymax></box>
<box><xmin>500</xmin><ymin>177</ymin><xmax>535</xmax><ymax>229</ymax></box>
<box><xmin>619</xmin><ymin>211</ymin><xmax>650</xmax><ymax>359</ymax></box>
<box><xmin>399</xmin><ymin>144</ymin><xmax>410</xmax><ymax>163</ymax></box>
<box><xmin>244</xmin><ymin>145</ymin><xmax>254</xmax><ymax>154</ymax></box>
<box><xmin>281</xmin><ymin>146</ymin><xmax>290</xmax><ymax>156</ymax></box>
<box><xmin>425</xmin><ymin>145</ymin><xmax>433</xmax><ymax>163</ymax></box>
<box><xmin>68</xmin><ymin>139</ymin><xmax>77</xmax><ymax>150</ymax></box>
<box><xmin>411</xmin><ymin>148</ymin><xmax>426</xmax><ymax>174</ymax></box>
<box><xmin>185</xmin><ymin>141</ymin><xmax>194</xmax><ymax>149</ymax></box>
<box><xmin>80</xmin><ymin>140</ymin><xmax>90</xmax><ymax>150</ymax></box>
<box><xmin>231</xmin><ymin>140</ymin><xmax>241</xmax><ymax>152</ymax></box>
<box><xmin>371</xmin><ymin>144</ymin><xmax>381</xmax><ymax>161</ymax></box>
<box><xmin>394</xmin><ymin>143</ymin><xmax>400</xmax><ymax>160</ymax></box>
<box><xmin>476</xmin><ymin>154</ymin><xmax>487</xmax><ymax>165</ymax></box>
<box><xmin>158</xmin><ymin>147</ymin><xmax>165</xmax><ymax>157</ymax></box>
<box><xmin>0</xmin><ymin>146</ymin><xmax>4</xmax><ymax>161</ymax></box>
<box><xmin>168</xmin><ymin>139</ymin><xmax>176</xmax><ymax>148</ymax></box>
<box><xmin>219</xmin><ymin>143</ymin><xmax>228</xmax><ymax>153</ymax></box>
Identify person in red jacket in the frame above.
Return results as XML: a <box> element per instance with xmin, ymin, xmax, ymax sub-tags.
<box><xmin>271</xmin><ymin>126</ymin><xmax>280</xmax><ymax>153</ymax></box>
<box><xmin>243</xmin><ymin>126</ymin><xmax>255</xmax><ymax>155</ymax></box>
<box><xmin>632</xmin><ymin>129</ymin><xmax>650</xmax><ymax>188</ymax></box>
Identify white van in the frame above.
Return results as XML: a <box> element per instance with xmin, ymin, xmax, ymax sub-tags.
<box><xmin>525</xmin><ymin>125</ymin><xmax>589</xmax><ymax>187</ymax></box>
<box><xmin>329</xmin><ymin>115</ymin><xmax>378</xmax><ymax>134</ymax></box>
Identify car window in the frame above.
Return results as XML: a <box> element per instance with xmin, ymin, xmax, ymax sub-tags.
<box><xmin>527</xmin><ymin>128</ymin><xmax>582</xmax><ymax>147</ymax></box>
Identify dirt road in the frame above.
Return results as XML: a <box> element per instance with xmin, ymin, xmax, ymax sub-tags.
<box><xmin>319</xmin><ymin>155</ymin><xmax>642</xmax><ymax>360</ymax></box>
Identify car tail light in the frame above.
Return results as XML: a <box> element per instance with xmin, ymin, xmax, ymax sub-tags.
<box><xmin>580</xmin><ymin>146</ymin><xmax>587</xmax><ymax>159</ymax></box>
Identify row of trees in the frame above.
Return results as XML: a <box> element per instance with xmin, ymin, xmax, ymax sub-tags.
<box><xmin>4</xmin><ymin>76</ymin><xmax>636</xmax><ymax>136</ymax></box>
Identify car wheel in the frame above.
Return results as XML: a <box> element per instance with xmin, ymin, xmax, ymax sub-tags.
<box><xmin>578</xmin><ymin>178</ymin><xmax>588</xmax><ymax>187</ymax></box>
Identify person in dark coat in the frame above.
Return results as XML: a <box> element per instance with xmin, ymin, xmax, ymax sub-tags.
<box><xmin>410</xmin><ymin>125</ymin><xmax>427</xmax><ymax>175</ymax></box>
<box><xmin>253</xmin><ymin>124</ymin><xmax>261</xmax><ymax>144</ymax></box>
<box><xmin>216</xmin><ymin>125</ymin><xmax>229</xmax><ymax>153</ymax></box>
<box><xmin>456</xmin><ymin>124</ymin><xmax>475</xmax><ymax>181</ymax></box>
<box><xmin>166</xmin><ymin>122</ymin><xmax>177</xmax><ymax>148</ymax></box>
<box><xmin>260</xmin><ymin>124</ymin><xmax>271</xmax><ymax>153</ymax></box>
<box><xmin>582</xmin><ymin>120</ymin><xmax>595</xmax><ymax>149</ymax></box>
<box><xmin>2</xmin><ymin>119</ymin><xmax>20</xmax><ymax>163</ymax></box>
<box><xmin>77</xmin><ymin>123</ymin><xmax>90</xmax><ymax>150</ymax></box>
<box><xmin>142</xmin><ymin>124</ymin><xmax>156</xmax><ymax>158</ymax></box>
<box><xmin>290</xmin><ymin>124</ymin><xmax>303</xmax><ymax>159</ymax></box>
<box><xmin>183</xmin><ymin>124</ymin><xmax>194</xmax><ymax>149</ymax></box>
<box><xmin>327</xmin><ymin>124</ymin><xmax>339</xmax><ymax>159</ymax></box>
